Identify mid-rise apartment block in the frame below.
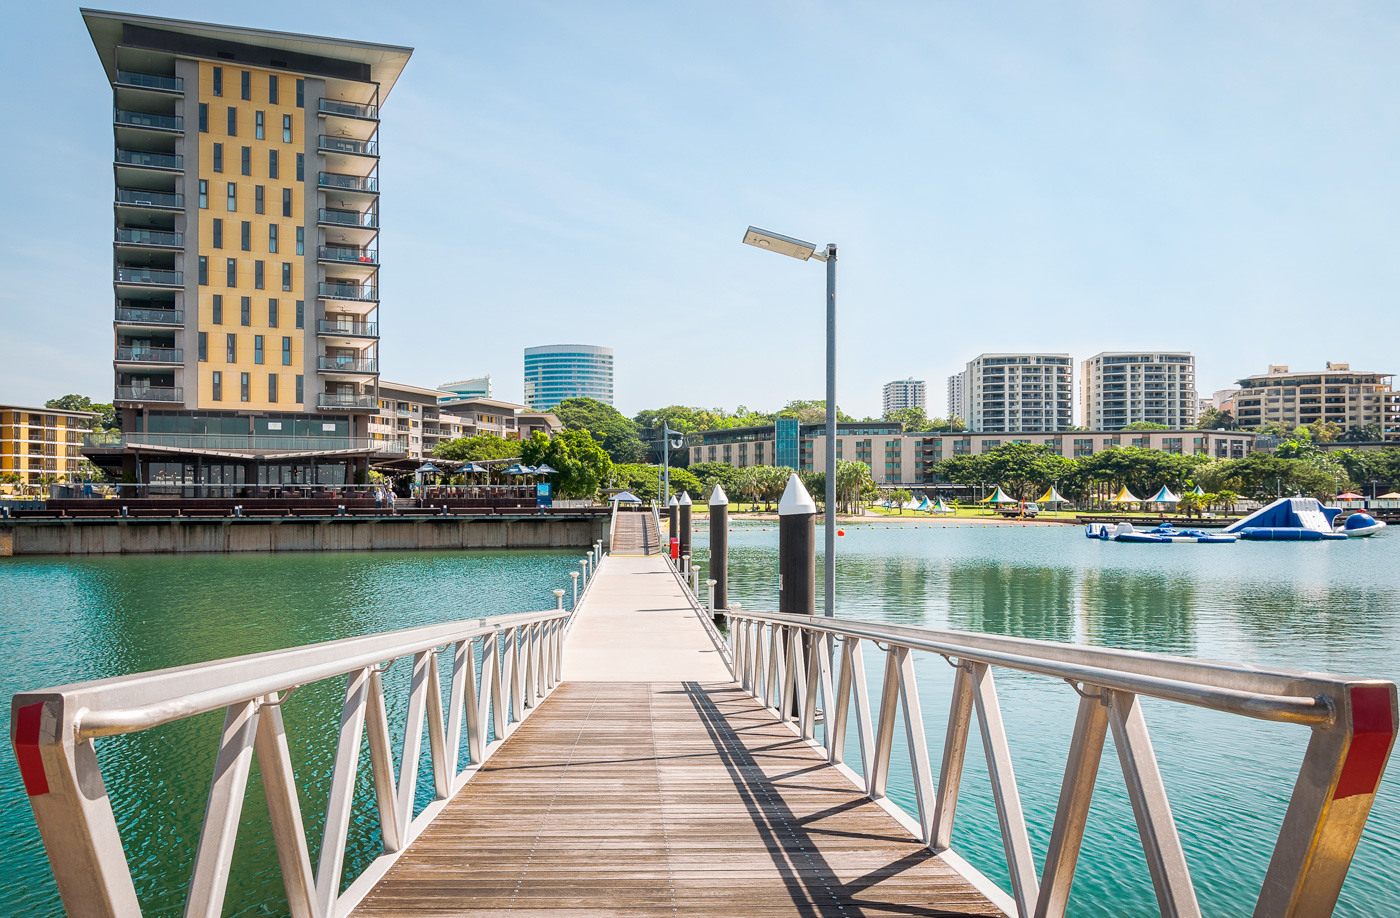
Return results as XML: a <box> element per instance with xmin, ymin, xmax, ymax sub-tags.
<box><xmin>963</xmin><ymin>354</ymin><xmax>1073</xmax><ymax>433</ymax></box>
<box><xmin>372</xmin><ymin>383</ymin><xmax>565</xmax><ymax>463</ymax></box>
<box><xmin>1233</xmin><ymin>363</ymin><xmax>1393</xmax><ymax>435</ymax></box>
<box><xmin>946</xmin><ymin>372</ymin><xmax>966</xmax><ymax>422</ymax></box>
<box><xmin>523</xmin><ymin>344</ymin><xmax>614</xmax><ymax>409</ymax></box>
<box><xmin>882</xmin><ymin>378</ymin><xmax>925</xmax><ymax>415</ymax></box>
<box><xmin>1080</xmin><ymin>352</ymin><xmax>1197</xmax><ymax>430</ymax></box>
<box><xmin>1</xmin><ymin>406</ymin><xmax>99</xmax><ymax>485</ymax></box>
<box><xmin>437</xmin><ymin>377</ymin><xmax>493</xmax><ymax>401</ymax></box>
<box><xmin>83</xmin><ymin>10</ymin><xmax>411</xmax><ymax>484</ymax></box>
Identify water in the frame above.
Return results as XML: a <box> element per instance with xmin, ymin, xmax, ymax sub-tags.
<box><xmin>0</xmin><ymin>550</ymin><xmax>583</xmax><ymax>917</ymax></box>
<box><xmin>693</xmin><ymin>521</ymin><xmax>1400</xmax><ymax>918</ymax></box>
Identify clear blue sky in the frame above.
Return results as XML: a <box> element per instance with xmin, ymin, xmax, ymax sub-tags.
<box><xmin>4</xmin><ymin>2</ymin><xmax>1398</xmax><ymax>419</ymax></box>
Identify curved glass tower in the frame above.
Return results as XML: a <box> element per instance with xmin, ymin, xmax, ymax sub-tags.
<box><xmin>523</xmin><ymin>344</ymin><xmax>614</xmax><ymax>409</ymax></box>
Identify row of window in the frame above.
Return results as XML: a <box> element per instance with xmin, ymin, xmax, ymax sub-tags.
<box><xmin>197</xmin><ymin>105</ymin><xmax>296</xmax><ymax>142</ymax></box>
<box><xmin>210</xmin><ymin>143</ymin><xmax>304</xmax><ymax>181</ymax></box>
<box><xmin>204</xmin><ymin>294</ymin><xmax>304</xmax><ymax>329</ymax></box>
<box><xmin>210</xmin><ymin>67</ymin><xmax>303</xmax><ymax>107</ymax></box>
<box><xmin>209</xmin><ymin>219</ymin><xmax>304</xmax><ymax>255</ymax></box>
<box><xmin>196</xmin><ymin>180</ymin><xmax>299</xmax><ymax>215</ymax></box>
<box><xmin>207</xmin><ymin>371</ymin><xmax>303</xmax><ymax>404</ymax></box>
<box><xmin>198</xmin><ymin>257</ymin><xmax>297</xmax><ymax>292</ymax></box>
<box><xmin>197</xmin><ymin>332</ymin><xmax>297</xmax><ymax>367</ymax></box>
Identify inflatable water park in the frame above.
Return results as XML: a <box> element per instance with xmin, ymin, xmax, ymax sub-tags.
<box><xmin>1087</xmin><ymin>496</ymin><xmax>1386</xmax><ymax>543</ymax></box>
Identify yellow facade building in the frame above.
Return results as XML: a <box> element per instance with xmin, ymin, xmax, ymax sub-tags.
<box><xmin>1</xmin><ymin>406</ymin><xmax>99</xmax><ymax>486</ymax></box>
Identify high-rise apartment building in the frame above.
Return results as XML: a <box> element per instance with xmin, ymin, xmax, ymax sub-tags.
<box><xmin>523</xmin><ymin>344</ymin><xmax>614</xmax><ymax>409</ymax></box>
<box><xmin>946</xmin><ymin>372</ymin><xmax>966</xmax><ymax>422</ymax></box>
<box><xmin>83</xmin><ymin>11</ymin><xmax>410</xmax><ymax>483</ymax></box>
<box><xmin>962</xmin><ymin>354</ymin><xmax>1073</xmax><ymax>433</ymax></box>
<box><xmin>1233</xmin><ymin>363</ymin><xmax>1392</xmax><ymax>435</ymax></box>
<box><xmin>882</xmin><ymin>378</ymin><xmax>926</xmax><ymax>415</ymax></box>
<box><xmin>1080</xmin><ymin>352</ymin><xmax>1197</xmax><ymax>430</ymax></box>
<box><xmin>1</xmin><ymin>406</ymin><xmax>99</xmax><ymax>485</ymax></box>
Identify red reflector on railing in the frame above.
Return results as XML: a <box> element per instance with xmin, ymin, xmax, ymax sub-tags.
<box><xmin>14</xmin><ymin>702</ymin><xmax>50</xmax><ymax>796</ymax></box>
<box><xmin>1334</xmin><ymin>685</ymin><xmax>1397</xmax><ymax>800</ymax></box>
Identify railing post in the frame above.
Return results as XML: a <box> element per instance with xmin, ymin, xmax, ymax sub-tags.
<box><xmin>1035</xmin><ymin>688</ymin><xmax>1109</xmax><ymax>918</ymax></box>
<box><xmin>553</xmin><ymin>588</ymin><xmax>565</xmax><ymax>611</ymax></box>
<box><xmin>185</xmin><ymin>699</ymin><xmax>260</xmax><ymax>918</ymax></box>
<box><xmin>868</xmin><ymin>647</ymin><xmax>902</xmax><ymax>799</ymax></box>
<box><xmin>315</xmin><ymin>667</ymin><xmax>373</xmax><ymax>916</ymax></box>
<box><xmin>931</xmin><ymin>661</ymin><xmax>974</xmax><ymax>852</ymax></box>
<box><xmin>255</xmin><ymin>699</ymin><xmax>316</xmax><ymax>918</ymax></box>
<box><xmin>570</xmin><ymin>572</ymin><xmax>579</xmax><ymax>609</ymax></box>
<box><xmin>579</xmin><ymin>558</ymin><xmax>589</xmax><ymax>589</ymax></box>
<box><xmin>971</xmin><ymin>661</ymin><xmax>1040</xmax><ymax>918</ymax></box>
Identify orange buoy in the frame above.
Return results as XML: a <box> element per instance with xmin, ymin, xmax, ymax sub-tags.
<box><xmin>837</xmin><ymin>529</ymin><xmax>845</xmax><ymax>536</ymax></box>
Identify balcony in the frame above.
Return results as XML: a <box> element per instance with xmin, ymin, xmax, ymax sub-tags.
<box><xmin>318</xmin><ymin>393</ymin><xmax>378</xmax><ymax>410</ymax></box>
<box><xmin>318</xmin><ymin>245</ymin><xmax>379</xmax><ymax>265</ymax></box>
<box><xmin>115</xmin><ymin>386</ymin><xmax>182</xmax><ymax>403</ymax></box>
<box><xmin>115</xmin><ymin>71</ymin><xmax>183</xmax><ymax>93</ymax></box>
<box><xmin>319</xmin><ymin>282</ymin><xmax>378</xmax><ymax>302</ymax></box>
<box><xmin>318</xmin><ymin>172</ymin><xmax>378</xmax><ymax>194</ymax></box>
<box><xmin>116</xmin><ymin>267</ymin><xmax>183</xmax><ymax>287</ymax></box>
<box><xmin>317</xmin><ymin>319</ymin><xmax>378</xmax><ymax>338</ymax></box>
<box><xmin>116</xmin><ymin>346</ymin><xmax>183</xmax><ymax>364</ymax></box>
<box><xmin>318</xmin><ymin>208</ymin><xmax>378</xmax><ymax>229</ymax></box>
<box><xmin>318</xmin><ymin>357</ymin><xmax>378</xmax><ymax>374</ymax></box>
<box><xmin>318</xmin><ymin>135</ymin><xmax>378</xmax><ymax>157</ymax></box>
<box><xmin>114</xmin><ymin>110</ymin><xmax>182</xmax><ymax>132</ymax></box>
<box><xmin>318</xmin><ymin>98</ymin><xmax>378</xmax><ymax>121</ymax></box>
<box><xmin>116</xmin><ymin>188</ymin><xmax>183</xmax><ymax>210</ymax></box>
<box><xmin>117</xmin><ymin>228</ymin><xmax>183</xmax><ymax>248</ymax></box>
<box><xmin>115</xmin><ymin>307</ymin><xmax>183</xmax><ymax>326</ymax></box>
<box><xmin>116</xmin><ymin>149</ymin><xmax>182</xmax><ymax>171</ymax></box>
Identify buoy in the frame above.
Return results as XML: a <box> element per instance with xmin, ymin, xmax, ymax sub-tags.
<box><xmin>837</xmin><ymin>529</ymin><xmax>845</xmax><ymax>536</ymax></box>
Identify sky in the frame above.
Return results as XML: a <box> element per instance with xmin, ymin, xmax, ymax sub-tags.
<box><xmin>3</xmin><ymin>1</ymin><xmax>1399</xmax><ymax>419</ymax></box>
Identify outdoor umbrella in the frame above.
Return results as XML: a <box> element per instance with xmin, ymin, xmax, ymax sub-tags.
<box><xmin>1379</xmin><ymin>492</ymin><xmax>1400</xmax><ymax>500</ymax></box>
<box><xmin>534</xmin><ymin>464</ymin><xmax>558</xmax><ymax>476</ymax></box>
<box><xmin>416</xmin><ymin>463</ymin><xmax>440</xmax><ymax>474</ymax></box>
<box><xmin>1337</xmin><ymin>492</ymin><xmax>1365</xmax><ymax>500</ymax></box>
<box><xmin>610</xmin><ymin>491</ymin><xmax>642</xmax><ymax>503</ymax></box>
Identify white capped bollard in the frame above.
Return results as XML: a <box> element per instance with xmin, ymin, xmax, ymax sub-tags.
<box><xmin>778</xmin><ymin>473</ymin><xmax>817</xmax><ymax>617</ymax></box>
<box><xmin>570</xmin><ymin>570</ymin><xmax>579</xmax><ymax>609</ymax></box>
<box><xmin>579</xmin><ymin>558</ymin><xmax>589</xmax><ymax>586</ymax></box>
<box><xmin>690</xmin><ymin>560</ymin><xmax>698</xmax><ymax>594</ymax></box>
<box><xmin>707</xmin><ymin>578</ymin><xmax>719</xmax><ymax>624</ymax></box>
<box><xmin>553</xmin><ymin>589</ymin><xmax>565</xmax><ymax>610</ymax></box>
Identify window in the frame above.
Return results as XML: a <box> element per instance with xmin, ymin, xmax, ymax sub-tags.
<box><xmin>268</xmin><ymin>74</ymin><xmax>278</xmax><ymax>104</ymax></box>
<box><xmin>268</xmin><ymin>373</ymin><xmax>278</xmax><ymax>403</ymax></box>
<box><xmin>198</xmin><ymin>179</ymin><xmax>208</xmax><ymax>208</ymax></box>
<box><xmin>212</xmin><ymin>294</ymin><xmax>223</xmax><ymax>324</ymax></box>
<box><xmin>197</xmin><ymin>256</ymin><xmax>208</xmax><ymax>285</ymax></box>
<box><xmin>281</xmin><ymin>262</ymin><xmax>292</xmax><ymax>291</ymax></box>
<box><xmin>198</xmin><ymin>332</ymin><xmax>208</xmax><ymax>362</ymax></box>
<box><xmin>212</xmin><ymin>143</ymin><xmax>223</xmax><ymax>173</ymax></box>
<box><xmin>255</xmin><ymin>111</ymin><xmax>265</xmax><ymax>140</ymax></box>
<box><xmin>295</xmin><ymin>227</ymin><xmax>304</xmax><ymax>255</ymax></box>
<box><xmin>226</xmin><ymin>106</ymin><xmax>237</xmax><ymax>135</ymax></box>
<box><xmin>241</xmin><ymin>145</ymin><xmax>250</xmax><ymax>176</ymax></box>
<box><xmin>254</xmin><ymin>261</ymin><xmax>264</xmax><ymax>290</ymax></box>
<box><xmin>282</xmin><ymin>114</ymin><xmax>292</xmax><ymax>143</ymax></box>
<box><xmin>282</xmin><ymin>336</ymin><xmax>292</xmax><ymax>365</ymax></box>
<box><xmin>240</xmin><ymin>70</ymin><xmax>250</xmax><ymax>101</ymax></box>
<box><xmin>240</xmin><ymin>297</ymin><xmax>251</xmax><ymax>326</ymax></box>
<box><xmin>212</xmin><ymin>66</ymin><xmax>222</xmax><ymax>96</ymax></box>
<box><xmin>295</xmin><ymin>374</ymin><xmax>303</xmax><ymax>404</ymax></box>
<box><xmin>268</xmin><ymin>225</ymin><xmax>279</xmax><ymax>253</ymax></box>
<box><xmin>282</xmin><ymin>188</ymin><xmax>292</xmax><ymax>217</ymax></box>
<box><xmin>268</xmin><ymin>299</ymin><xmax>279</xmax><ymax>328</ymax></box>
<box><xmin>212</xmin><ymin>219</ymin><xmax>223</xmax><ymax>249</ymax></box>
<box><xmin>198</xmin><ymin>103</ymin><xmax>208</xmax><ymax>132</ymax></box>
<box><xmin>240</xmin><ymin>221</ymin><xmax>251</xmax><ymax>251</ymax></box>
<box><xmin>226</xmin><ymin>182</ymin><xmax>236</xmax><ymax>211</ymax></box>
<box><xmin>225</xmin><ymin>333</ymin><xmax>237</xmax><ymax>362</ymax></box>
<box><xmin>255</xmin><ymin>185</ymin><xmax>265</xmax><ymax>214</ymax></box>
<box><xmin>295</xmin><ymin>153</ymin><xmax>304</xmax><ymax>182</ymax></box>
<box><xmin>211</xmin><ymin>371</ymin><xmax>222</xmax><ymax>401</ymax></box>
<box><xmin>254</xmin><ymin>335</ymin><xmax>264</xmax><ymax>365</ymax></box>
<box><xmin>225</xmin><ymin>258</ymin><xmax>236</xmax><ymax>286</ymax></box>
<box><xmin>295</xmin><ymin>300</ymin><xmax>304</xmax><ymax>329</ymax></box>
<box><xmin>240</xmin><ymin>373</ymin><xmax>250</xmax><ymax>402</ymax></box>
<box><xmin>268</xmin><ymin>149</ymin><xmax>278</xmax><ymax>179</ymax></box>
<box><xmin>295</xmin><ymin>79</ymin><xmax>304</xmax><ymax>107</ymax></box>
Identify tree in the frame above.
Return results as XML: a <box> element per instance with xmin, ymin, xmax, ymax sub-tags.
<box><xmin>688</xmin><ymin>462</ymin><xmax>744</xmax><ymax>501</ymax></box>
<box><xmin>433</xmin><ymin>433</ymin><xmax>522</xmax><ymax>462</ymax></box>
<box><xmin>46</xmin><ymin>394</ymin><xmax>117</xmax><ymax>431</ymax></box>
<box><xmin>834</xmin><ymin>460</ymin><xmax>876</xmax><ymax>513</ymax></box>
<box><xmin>1122</xmin><ymin>422</ymin><xmax>1171</xmax><ymax>431</ymax></box>
<box><xmin>554</xmin><ymin>397</ymin><xmax>646</xmax><ymax>463</ymax></box>
<box><xmin>608</xmin><ymin>463</ymin><xmax>702</xmax><ymax>503</ymax></box>
<box><xmin>888</xmin><ymin>489</ymin><xmax>912</xmax><ymax>514</ymax></box>
<box><xmin>1340</xmin><ymin>422</ymin><xmax>1383</xmax><ymax>442</ymax></box>
<box><xmin>1306</xmin><ymin>420</ymin><xmax>1342</xmax><ymax>443</ymax></box>
<box><xmin>519</xmin><ymin>429</ymin><xmax>612</xmax><ymax>499</ymax></box>
<box><xmin>883</xmin><ymin>406</ymin><xmax>929</xmax><ymax>430</ymax></box>
<box><xmin>775</xmin><ymin>400</ymin><xmax>855</xmax><ymax>424</ymax></box>
<box><xmin>1196</xmin><ymin>407</ymin><xmax>1234</xmax><ymax>430</ymax></box>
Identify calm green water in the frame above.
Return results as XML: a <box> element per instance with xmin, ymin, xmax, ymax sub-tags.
<box><xmin>0</xmin><ymin>550</ymin><xmax>584</xmax><ymax>917</ymax></box>
<box><xmin>694</xmin><ymin>521</ymin><xmax>1400</xmax><ymax>918</ymax></box>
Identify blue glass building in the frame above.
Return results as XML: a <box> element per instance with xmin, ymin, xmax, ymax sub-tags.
<box><xmin>523</xmin><ymin>344</ymin><xmax>614</xmax><ymax>409</ymax></box>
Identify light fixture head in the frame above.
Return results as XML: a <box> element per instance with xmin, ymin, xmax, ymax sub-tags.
<box><xmin>743</xmin><ymin>226</ymin><xmax>818</xmax><ymax>261</ymax></box>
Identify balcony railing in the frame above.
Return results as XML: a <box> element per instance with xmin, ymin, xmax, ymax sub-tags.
<box><xmin>86</xmin><ymin>432</ymin><xmax>388</xmax><ymax>452</ymax></box>
<box><xmin>318</xmin><ymin>98</ymin><xmax>379</xmax><ymax>120</ymax></box>
<box><xmin>116</xmin><ymin>188</ymin><xmax>183</xmax><ymax>209</ymax></box>
<box><xmin>318</xmin><ymin>135</ymin><xmax>378</xmax><ymax>157</ymax></box>
<box><xmin>116</xmin><ymin>307</ymin><xmax>183</xmax><ymax>326</ymax></box>
<box><xmin>318</xmin><ymin>172</ymin><xmax>378</xmax><ymax>193</ymax></box>
<box><xmin>318</xmin><ymin>208</ymin><xmax>378</xmax><ymax>229</ymax></box>
<box><xmin>318</xmin><ymin>357</ymin><xmax>379</xmax><ymax>373</ymax></box>
<box><xmin>319</xmin><ymin>282</ymin><xmax>378</xmax><ymax>302</ymax></box>
<box><xmin>115</xmin><ymin>70</ymin><xmax>183</xmax><ymax>92</ymax></box>
<box><xmin>317</xmin><ymin>394</ymin><xmax>378</xmax><ymax>409</ymax></box>
<box><xmin>319</xmin><ymin>245</ymin><xmax>378</xmax><ymax>265</ymax></box>
<box><xmin>114</xmin><ymin>110</ymin><xmax>182</xmax><ymax>131</ymax></box>
<box><xmin>117</xmin><ymin>228</ymin><xmax>183</xmax><ymax>248</ymax></box>
<box><xmin>317</xmin><ymin>320</ymin><xmax>378</xmax><ymax>337</ymax></box>
<box><xmin>116</xmin><ymin>267</ymin><xmax>183</xmax><ymax>286</ymax></box>
<box><xmin>116</xmin><ymin>346</ymin><xmax>183</xmax><ymax>364</ymax></box>
<box><xmin>116</xmin><ymin>149</ymin><xmax>183</xmax><ymax>171</ymax></box>
<box><xmin>115</xmin><ymin>386</ymin><xmax>182</xmax><ymax>402</ymax></box>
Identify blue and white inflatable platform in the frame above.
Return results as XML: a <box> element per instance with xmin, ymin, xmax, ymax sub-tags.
<box><xmin>1223</xmin><ymin>497</ymin><xmax>1385</xmax><ymax>540</ymax></box>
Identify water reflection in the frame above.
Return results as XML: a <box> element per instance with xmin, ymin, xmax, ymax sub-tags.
<box><xmin>1079</xmin><ymin>570</ymin><xmax>1196</xmax><ymax>653</ymax></box>
<box><xmin>946</xmin><ymin>561</ymin><xmax>1076</xmax><ymax>642</ymax></box>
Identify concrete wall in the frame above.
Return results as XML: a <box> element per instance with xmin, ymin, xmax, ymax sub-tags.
<box><xmin>0</xmin><ymin>514</ymin><xmax>609</xmax><ymax>556</ymax></box>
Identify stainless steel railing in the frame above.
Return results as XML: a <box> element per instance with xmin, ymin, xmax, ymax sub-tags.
<box><xmin>723</xmin><ymin>608</ymin><xmax>1396</xmax><ymax>918</ymax></box>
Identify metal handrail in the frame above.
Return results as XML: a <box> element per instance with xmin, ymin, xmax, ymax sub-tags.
<box><xmin>724</xmin><ymin>608</ymin><xmax>1397</xmax><ymax>918</ymax></box>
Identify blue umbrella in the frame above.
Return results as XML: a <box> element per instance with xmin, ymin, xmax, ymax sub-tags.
<box><xmin>534</xmin><ymin>464</ymin><xmax>558</xmax><ymax>475</ymax></box>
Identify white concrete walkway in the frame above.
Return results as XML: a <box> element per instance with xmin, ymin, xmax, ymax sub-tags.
<box><xmin>562</xmin><ymin>554</ymin><xmax>732</xmax><ymax>681</ymax></box>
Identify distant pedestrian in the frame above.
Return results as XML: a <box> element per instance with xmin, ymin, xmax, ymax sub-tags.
<box><xmin>388</xmin><ymin>488</ymin><xmax>397</xmax><ymax>510</ymax></box>
<box><xmin>375</xmin><ymin>487</ymin><xmax>384</xmax><ymax>509</ymax></box>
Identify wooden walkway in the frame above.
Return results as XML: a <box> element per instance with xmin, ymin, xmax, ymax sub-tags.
<box><xmin>351</xmin><ymin>557</ymin><xmax>1002</xmax><ymax>917</ymax></box>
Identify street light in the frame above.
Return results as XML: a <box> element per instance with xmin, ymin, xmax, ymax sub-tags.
<box><xmin>742</xmin><ymin>225</ymin><xmax>837</xmax><ymax>617</ymax></box>
<box><xmin>661</xmin><ymin>423</ymin><xmax>685</xmax><ymax>505</ymax></box>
